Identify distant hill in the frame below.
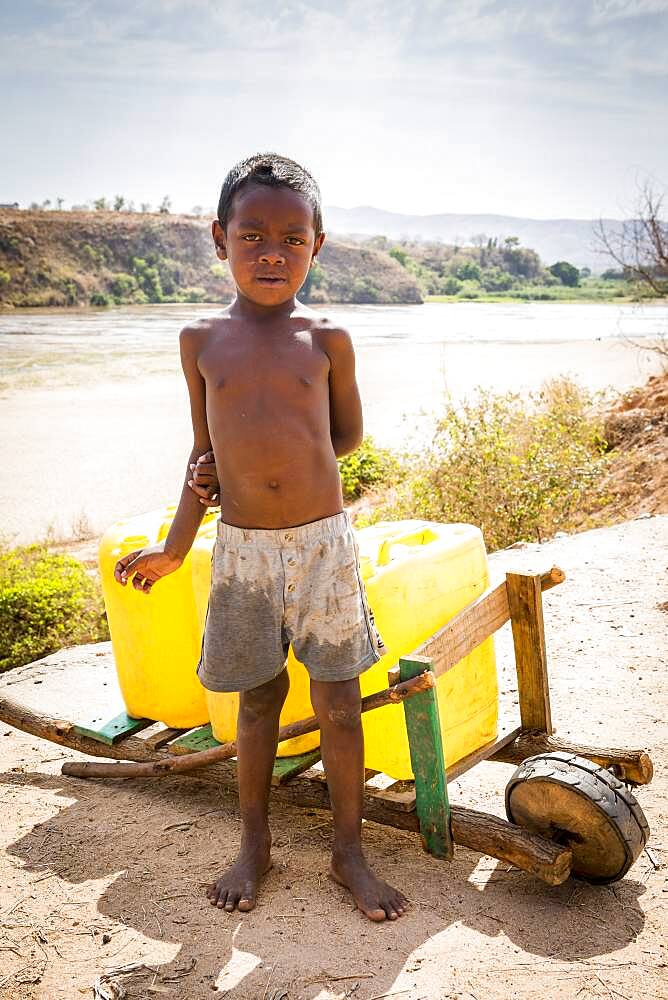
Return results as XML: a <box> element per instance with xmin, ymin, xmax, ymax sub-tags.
<box><xmin>324</xmin><ymin>206</ymin><xmax>623</xmax><ymax>273</ymax></box>
<box><xmin>0</xmin><ymin>210</ymin><xmax>422</xmax><ymax>308</ymax></box>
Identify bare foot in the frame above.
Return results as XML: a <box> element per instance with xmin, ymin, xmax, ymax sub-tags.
<box><xmin>207</xmin><ymin>838</ymin><xmax>272</xmax><ymax>913</ymax></box>
<box><xmin>330</xmin><ymin>848</ymin><xmax>408</xmax><ymax>922</ymax></box>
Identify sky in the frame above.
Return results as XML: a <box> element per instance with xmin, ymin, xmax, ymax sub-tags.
<box><xmin>1</xmin><ymin>0</ymin><xmax>667</xmax><ymax>220</ymax></box>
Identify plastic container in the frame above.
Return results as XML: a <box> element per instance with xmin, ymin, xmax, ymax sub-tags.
<box><xmin>354</xmin><ymin>521</ymin><xmax>497</xmax><ymax>778</ymax></box>
<box><xmin>98</xmin><ymin>504</ymin><xmax>218</xmax><ymax>727</ymax></box>
<box><xmin>101</xmin><ymin>510</ymin><xmax>497</xmax><ymax>773</ymax></box>
<box><xmin>206</xmin><ymin>519</ymin><xmax>497</xmax><ymax>777</ymax></box>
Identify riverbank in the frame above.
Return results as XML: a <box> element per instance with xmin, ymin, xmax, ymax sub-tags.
<box><xmin>1</xmin><ymin>514</ymin><xmax>666</xmax><ymax>999</ymax></box>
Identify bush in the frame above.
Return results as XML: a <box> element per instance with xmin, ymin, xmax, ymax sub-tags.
<box><xmin>362</xmin><ymin>378</ymin><xmax>608</xmax><ymax>550</ymax></box>
<box><xmin>89</xmin><ymin>292</ymin><xmax>111</xmax><ymax>306</ymax></box>
<box><xmin>0</xmin><ymin>269</ymin><xmax>11</xmax><ymax>286</ymax></box>
<box><xmin>338</xmin><ymin>436</ymin><xmax>398</xmax><ymax>500</ymax></box>
<box><xmin>0</xmin><ymin>543</ymin><xmax>109</xmax><ymax>671</ymax></box>
<box><xmin>440</xmin><ymin>276</ymin><xmax>463</xmax><ymax>295</ymax></box>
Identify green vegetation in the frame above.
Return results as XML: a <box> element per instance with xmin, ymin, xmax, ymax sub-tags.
<box><xmin>0</xmin><ymin>542</ymin><xmax>109</xmax><ymax>671</ymax></box>
<box><xmin>366</xmin><ymin>234</ymin><xmax>641</xmax><ymax>303</ymax></box>
<box><xmin>0</xmin><ymin>212</ymin><xmax>421</xmax><ymax>307</ymax></box>
<box><xmin>338</xmin><ymin>436</ymin><xmax>399</xmax><ymax>500</ymax></box>
<box><xmin>352</xmin><ymin>378</ymin><xmax>610</xmax><ymax>551</ymax></box>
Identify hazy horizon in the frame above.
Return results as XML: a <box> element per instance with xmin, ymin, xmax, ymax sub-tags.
<box><xmin>1</xmin><ymin>1</ymin><xmax>667</xmax><ymax>220</ymax></box>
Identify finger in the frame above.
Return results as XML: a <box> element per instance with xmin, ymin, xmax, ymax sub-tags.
<box><xmin>114</xmin><ymin>551</ymin><xmax>141</xmax><ymax>583</ymax></box>
<box><xmin>192</xmin><ymin>468</ymin><xmax>216</xmax><ymax>484</ymax></box>
<box><xmin>188</xmin><ymin>479</ymin><xmax>210</xmax><ymax>498</ymax></box>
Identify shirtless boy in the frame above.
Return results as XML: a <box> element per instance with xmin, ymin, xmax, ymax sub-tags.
<box><xmin>113</xmin><ymin>153</ymin><xmax>407</xmax><ymax>922</ymax></box>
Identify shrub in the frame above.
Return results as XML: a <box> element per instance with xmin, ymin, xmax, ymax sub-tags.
<box><xmin>338</xmin><ymin>436</ymin><xmax>398</xmax><ymax>500</ymax></box>
<box><xmin>363</xmin><ymin>378</ymin><xmax>608</xmax><ymax>550</ymax></box>
<box><xmin>0</xmin><ymin>543</ymin><xmax>109</xmax><ymax>671</ymax></box>
<box><xmin>89</xmin><ymin>292</ymin><xmax>111</xmax><ymax>306</ymax></box>
<box><xmin>441</xmin><ymin>276</ymin><xmax>463</xmax><ymax>295</ymax></box>
<box><xmin>182</xmin><ymin>286</ymin><xmax>208</xmax><ymax>302</ymax></box>
<box><xmin>0</xmin><ymin>269</ymin><xmax>11</xmax><ymax>286</ymax></box>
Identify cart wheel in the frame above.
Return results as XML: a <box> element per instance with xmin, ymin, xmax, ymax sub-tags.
<box><xmin>505</xmin><ymin>752</ymin><xmax>650</xmax><ymax>884</ymax></box>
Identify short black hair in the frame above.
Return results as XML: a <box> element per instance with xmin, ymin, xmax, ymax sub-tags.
<box><xmin>217</xmin><ymin>152</ymin><xmax>323</xmax><ymax>234</ymax></box>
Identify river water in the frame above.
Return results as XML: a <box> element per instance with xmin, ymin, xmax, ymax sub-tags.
<box><xmin>1</xmin><ymin>301</ymin><xmax>665</xmax><ymax>544</ymax></box>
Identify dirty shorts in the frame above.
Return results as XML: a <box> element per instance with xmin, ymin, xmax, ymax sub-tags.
<box><xmin>196</xmin><ymin>510</ymin><xmax>385</xmax><ymax>692</ymax></box>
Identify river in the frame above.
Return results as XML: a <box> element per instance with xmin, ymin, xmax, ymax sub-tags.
<box><xmin>0</xmin><ymin>301</ymin><xmax>664</xmax><ymax>545</ymax></box>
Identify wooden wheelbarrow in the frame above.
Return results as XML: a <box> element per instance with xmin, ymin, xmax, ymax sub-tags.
<box><xmin>0</xmin><ymin>568</ymin><xmax>653</xmax><ymax>886</ymax></box>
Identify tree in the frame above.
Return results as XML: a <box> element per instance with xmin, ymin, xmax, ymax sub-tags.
<box><xmin>113</xmin><ymin>195</ymin><xmax>126</xmax><ymax>212</ymax></box>
<box><xmin>140</xmin><ymin>202</ymin><xmax>151</xmax><ymax>213</ymax></box>
<box><xmin>549</xmin><ymin>261</ymin><xmax>580</xmax><ymax>287</ymax></box>
<box><xmin>389</xmin><ymin>247</ymin><xmax>409</xmax><ymax>267</ymax></box>
<box><xmin>55</xmin><ymin>196</ymin><xmax>65</xmax><ymax>210</ymax></box>
<box><xmin>595</xmin><ymin>180</ymin><xmax>668</xmax><ymax>365</ymax></box>
<box><xmin>158</xmin><ymin>195</ymin><xmax>172</xmax><ymax>214</ymax></box>
<box><xmin>594</xmin><ymin>181</ymin><xmax>667</xmax><ymax>297</ymax></box>
<box><xmin>94</xmin><ymin>197</ymin><xmax>109</xmax><ymax>211</ymax></box>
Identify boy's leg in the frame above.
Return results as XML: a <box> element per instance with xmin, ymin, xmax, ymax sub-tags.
<box><xmin>310</xmin><ymin>677</ymin><xmax>408</xmax><ymax>922</ymax></box>
<box><xmin>207</xmin><ymin>668</ymin><xmax>290</xmax><ymax>912</ymax></box>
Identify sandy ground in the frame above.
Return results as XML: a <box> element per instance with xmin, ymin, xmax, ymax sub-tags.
<box><xmin>1</xmin><ymin>515</ymin><xmax>667</xmax><ymax>1000</ymax></box>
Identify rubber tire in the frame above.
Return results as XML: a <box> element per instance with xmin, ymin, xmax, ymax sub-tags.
<box><xmin>505</xmin><ymin>751</ymin><xmax>650</xmax><ymax>884</ymax></box>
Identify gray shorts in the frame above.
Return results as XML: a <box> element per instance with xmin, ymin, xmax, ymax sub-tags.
<box><xmin>196</xmin><ymin>510</ymin><xmax>385</xmax><ymax>692</ymax></box>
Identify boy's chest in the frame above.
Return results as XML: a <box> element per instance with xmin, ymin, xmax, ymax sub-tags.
<box><xmin>201</xmin><ymin>331</ymin><xmax>330</xmax><ymax>395</ymax></box>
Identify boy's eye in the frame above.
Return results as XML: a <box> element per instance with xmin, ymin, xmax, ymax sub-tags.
<box><xmin>241</xmin><ymin>234</ymin><xmax>261</xmax><ymax>241</ymax></box>
<box><xmin>285</xmin><ymin>237</ymin><xmax>306</xmax><ymax>245</ymax></box>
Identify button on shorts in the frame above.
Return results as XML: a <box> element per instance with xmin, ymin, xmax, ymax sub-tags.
<box><xmin>196</xmin><ymin>510</ymin><xmax>386</xmax><ymax>692</ymax></box>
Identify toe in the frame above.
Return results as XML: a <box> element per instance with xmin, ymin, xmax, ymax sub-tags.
<box><xmin>224</xmin><ymin>892</ymin><xmax>238</xmax><ymax>912</ymax></box>
<box><xmin>237</xmin><ymin>881</ymin><xmax>256</xmax><ymax>912</ymax></box>
<box><xmin>361</xmin><ymin>903</ymin><xmax>387</xmax><ymax>922</ymax></box>
<box><xmin>216</xmin><ymin>889</ymin><xmax>229</xmax><ymax>909</ymax></box>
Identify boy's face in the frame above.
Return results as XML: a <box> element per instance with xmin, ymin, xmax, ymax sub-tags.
<box><xmin>212</xmin><ymin>184</ymin><xmax>324</xmax><ymax>307</ymax></box>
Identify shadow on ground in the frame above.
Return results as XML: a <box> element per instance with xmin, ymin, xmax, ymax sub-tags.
<box><xmin>1</xmin><ymin>767</ymin><xmax>648</xmax><ymax>999</ymax></box>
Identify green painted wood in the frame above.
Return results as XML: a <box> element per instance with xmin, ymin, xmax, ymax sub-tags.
<box><xmin>399</xmin><ymin>655</ymin><xmax>453</xmax><ymax>860</ymax></box>
<box><xmin>271</xmin><ymin>749</ymin><xmax>322</xmax><ymax>786</ymax></box>
<box><xmin>170</xmin><ymin>730</ymin><xmax>320</xmax><ymax>787</ymax></box>
<box><xmin>73</xmin><ymin>711</ymin><xmax>153</xmax><ymax>746</ymax></box>
<box><xmin>170</xmin><ymin>724</ymin><xmax>221</xmax><ymax>753</ymax></box>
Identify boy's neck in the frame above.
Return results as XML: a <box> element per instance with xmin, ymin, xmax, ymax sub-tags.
<box><xmin>230</xmin><ymin>290</ymin><xmax>300</xmax><ymax>323</ymax></box>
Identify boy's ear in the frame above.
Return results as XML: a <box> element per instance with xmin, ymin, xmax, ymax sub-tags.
<box><xmin>211</xmin><ymin>220</ymin><xmax>227</xmax><ymax>261</ymax></box>
<box><xmin>311</xmin><ymin>231</ymin><xmax>326</xmax><ymax>264</ymax></box>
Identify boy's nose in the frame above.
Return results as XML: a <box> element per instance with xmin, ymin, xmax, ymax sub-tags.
<box><xmin>259</xmin><ymin>249</ymin><xmax>286</xmax><ymax>265</ymax></box>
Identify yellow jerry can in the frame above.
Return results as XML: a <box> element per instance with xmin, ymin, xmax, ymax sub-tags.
<box><xmin>354</xmin><ymin>521</ymin><xmax>497</xmax><ymax>779</ymax></box>
<box><xmin>98</xmin><ymin>505</ymin><xmax>217</xmax><ymax>727</ymax></box>
<box><xmin>205</xmin><ymin>519</ymin><xmax>497</xmax><ymax>776</ymax></box>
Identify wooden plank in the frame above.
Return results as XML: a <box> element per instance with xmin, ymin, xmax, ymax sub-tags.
<box><xmin>143</xmin><ymin>727</ymin><xmax>188</xmax><ymax>751</ymax></box>
<box><xmin>491</xmin><ymin>730</ymin><xmax>654</xmax><ymax>786</ymax></box>
<box><xmin>369</xmin><ymin>780</ymin><xmax>417</xmax><ymax>813</ymax></box>
<box><xmin>271</xmin><ymin>749</ymin><xmax>322</xmax><ymax>786</ymax></box>
<box><xmin>399</xmin><ymin>655</ymin><xmax>453</xmax><ymax>860</ymax></box>
<box><xmin>169</xmin><ymin>724</ymin><xmax>220</xmax><ymax>754</ymax></box>
<box><xmin>446</xmin><ymin>727</ymin><xmax>524</xmax><ymax>782</ymax></box>
<box><xmin>506</xmin><ymin>572</ymin><xmax>553</xmax><ymax>734</ymax></box>
<box><xmin>73</xmin><ymin>711</ymin><xmax>153</xmax><ymax>746</ymax></box>
<box><xmin>387</xmin><ymin>566</ymin><xmax>565</xmax><ymax>686</ymax></box>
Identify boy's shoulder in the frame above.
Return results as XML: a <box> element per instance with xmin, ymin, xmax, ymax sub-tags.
<box><xmin>299</xmin><ymin>306</ymin><xmax>353</xmax><ymax>352</ymax></box>
<box><xmin>179</xmin><ymin>308</ymin><xmax>232</xmax><ymax>344</ymax></box>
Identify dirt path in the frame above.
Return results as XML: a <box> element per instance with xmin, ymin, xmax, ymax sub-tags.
<box><xmin>1</xmin><ymin>515</ymin><xmax>666</xmax><ymax>1000</ymax></box>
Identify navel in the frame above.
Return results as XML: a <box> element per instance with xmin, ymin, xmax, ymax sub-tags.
<box><xmin>267</xmin><ymin>480</ymin><xmax>280</xmax><ymax>490</ymax></box>
<box><xmin>299</xmin><ymin>375</ymin><xmax>312</xmax><ymax>387</ymax></box>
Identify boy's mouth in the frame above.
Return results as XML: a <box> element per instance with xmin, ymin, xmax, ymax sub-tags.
<box><xmin>256</xmin><ymin>275</ymin><xmax>287</xmax><ymax>286</ymax></box>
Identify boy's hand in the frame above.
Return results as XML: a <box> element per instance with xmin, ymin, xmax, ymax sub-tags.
<box><xmin>188</xmin><ymin>449</ymin><xmax>220</xmax><ymax>507</ymax></box>
<box><xmin>113</xmin><ymin>542</ymin><xmax>183</xmax><ymax>594</ymax></box>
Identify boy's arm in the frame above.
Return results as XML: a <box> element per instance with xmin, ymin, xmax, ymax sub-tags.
<box><xmin>324</xmin><ymin>326</ymin><xmax>364</xmax><ymax>458</ymax></box>
<box><xmin>163</xmin><ymin>325</ymin><xmax>214</xmax><ymax>562</ymax></box>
